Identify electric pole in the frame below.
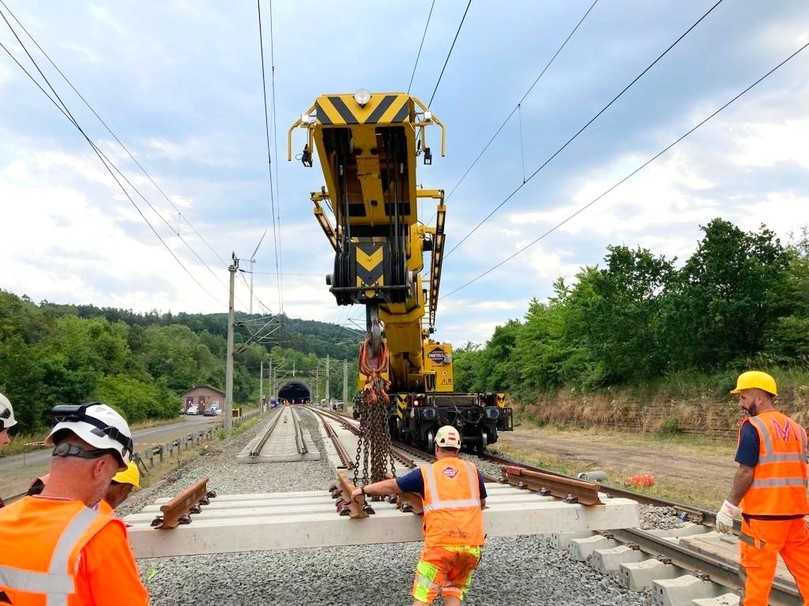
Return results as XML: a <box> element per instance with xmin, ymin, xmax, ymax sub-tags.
<box><xmin>268</xmin><ymin>358</ymin><xmax>273</xmax><ymax>404</ymax></box>
<box><xmin>342</xmin><ymin>359</ymin><xmax>348</xmax><ymax>408</ymax></box>
<box><xmin>260</xmin><ymin>358</ymin><xmax>264</xmax><ymax>409</ymax></box>
<box><xmin>224</xmin><ymin>254</ymin><xmax>238</xmax><ymax>431</ymax></box>
<box><xmin>325</xmin><ymin>355</ymin><xmax>330</xmax><ymax>403</ymax></box>
<box><xmin>315</xmin><ymin>364</ymin><xmax>319</xmax><ymax>402</ymax></box>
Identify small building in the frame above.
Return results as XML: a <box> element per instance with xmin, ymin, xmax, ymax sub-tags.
<box><xmin>182</xmin><ymin>385</ymin><xmax>225</xmax><ymax>414</ymax></box>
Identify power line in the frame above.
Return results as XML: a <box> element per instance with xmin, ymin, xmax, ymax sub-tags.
<box><xmin>445</xmin><ymin>0</ymin><xmax>599</xmax><ymax>202</ymax></box>
<box><xmin>427</xmin><ymin>0</ymin><xmax>471</xmax><ymax>107</ymax></box>
<box><xmin>445</xmin><ymin>0</ymin><xmax>724</xmax><ymax>258</ymax></box>
<box><xmin>0</xmin><ymin>32</ymin><xmax>220</xmax><ymax>303</ymax></box>
<box><xmin>0</xmin><ymin>0</ymin><xmax>229</xmax><ymax>270</ymax></box>
<box><xmin>442</xmin><ymin>38</ymin><xmax>809</xmax><ymax>299</ymax></box>
<box><xmin>256</xmin><ymin>0</ymin><xmax>283</xmax><ymax>314</ymax></box>
<box><xmin>407</xmin><ymin>0</ymin><xmax>436</xmax><ymax>94</ymax></box>
<box><xmin>268</xmin><ymin>0</ymin><xmax>285</xmax><ymax>314</ymax></box>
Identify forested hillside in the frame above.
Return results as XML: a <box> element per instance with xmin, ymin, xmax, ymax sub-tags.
<box><xmin>455</xmin><ymin>219</ymin><xmax>809</xmax><ymax>401</ymax></box>
<box><xmin>0</xmin><ymin>294</ymin><xmax>360</xmax><ymax>433</ymax></box>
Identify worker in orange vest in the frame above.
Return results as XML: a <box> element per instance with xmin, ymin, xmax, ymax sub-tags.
<box><xmin>351</xmin><ymin>425</ymin><xmax>486</xmax><ymax>606</ymax></box>
<box><xmin>715</xmin><ymin>371</ymin><xmax>809</xmax><ymax>605</ymax></box>
<box><xmin>28</xmin><ymin>461</ymin><xmax>141</xmax><ymax>512</ymax></box>
<box><xmin>0</xmin><ymin>402</ymin><xmax>149</xmax><ymax>605</ymax></box>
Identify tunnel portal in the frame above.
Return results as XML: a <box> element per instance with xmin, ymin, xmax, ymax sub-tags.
<box><xmin>277</xmin><ymin>381</ymin><xmax>311</xmax><ymax>404</ymax></box>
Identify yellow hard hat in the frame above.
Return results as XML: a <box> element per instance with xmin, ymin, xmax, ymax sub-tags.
<box><xmin>730</xmin><ymin>371</ymin><xmax>777</xmax><ymax>396</ymax></box>
<box><xmin>112</xmin><ymin>461</ymin><xmax>140</xmax><ymax>489</ymax></box>
<box><xmin>435</xmin><ymin>425</ymin><xmax>461</xmax><ymax>449</ymax></box>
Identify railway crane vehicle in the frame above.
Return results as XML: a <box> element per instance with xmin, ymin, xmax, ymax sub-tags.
<box><xmin>288</xmin><ymin>90</ymin><xmax>512</xmax><ymax>454</ymax></box>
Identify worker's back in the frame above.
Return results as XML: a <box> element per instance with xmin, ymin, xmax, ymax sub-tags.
<box><xmin>0</xmin><ymin>496</ymin><xmax>142</xmax><ymax>606</ymax></box>
<box><xmin>420</xmin><ymin>457</ymin><xmax>485</xmax><ymax>548</ymax></box>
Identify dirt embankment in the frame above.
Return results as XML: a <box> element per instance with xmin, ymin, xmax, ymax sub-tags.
<box><xmin>496</xmin><ymin>425</ymin><xmax>737</xmax><ymax>508</ymax></box>
<box><xmin>516</xmin><ymin>387</ymin><xmax>809</xmax><ymax>438</ymax></box>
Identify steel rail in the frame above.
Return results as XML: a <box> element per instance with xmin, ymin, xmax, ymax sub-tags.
<box><xmin>479</xmin><ymin>450</ymin><xmax>715</xmax><ymax>524</ymax></box>
<box><xmin>290</xmin><ymin>407</ymin><xmax>308</xmax><ymax>455</ymax></box>
<box><xmin>306</xmin><ymin>407</ymin><xmax>354</xmax><ymax>468</ymax></box>
<box><xmin>150</xmin><ymin>478</ymin><xmax>215</xmax><ymax>529</ymax></box>
<box><xmin>249</xmin><ymin>406</ymin><xmax>286</xmax><ymax>458</ymax></box>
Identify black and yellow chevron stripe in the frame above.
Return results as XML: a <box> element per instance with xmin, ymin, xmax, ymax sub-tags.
<box><xmin>316</xmin><ymin>93</ymin><xmax>411</xmax><ymax>126</ymax></box>
<box><xmin>355</xmin><ymin>240</ymin><xmax>385</xmax><ymax>288</ymax></box>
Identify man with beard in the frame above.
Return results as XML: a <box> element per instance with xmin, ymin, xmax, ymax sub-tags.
<box><xmin>716</xmin><ymin>371</ymin><xmax>809</xmax><ymax>605</ymax></box>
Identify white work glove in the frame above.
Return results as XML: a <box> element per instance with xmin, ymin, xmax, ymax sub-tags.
<box><xmin>715</xmin><ymin>500</ymin><xmax>740</xmax><ymax>534</ymax></box>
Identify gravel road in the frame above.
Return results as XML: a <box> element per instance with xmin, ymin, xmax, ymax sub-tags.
<box><xmin>132</xmin><ymin>408</ymin><xmax>646</xmax><ymax>606</ymax></box>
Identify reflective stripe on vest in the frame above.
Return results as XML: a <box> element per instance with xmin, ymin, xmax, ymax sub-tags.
<box><xmin>751</xmin><ymin>477</ymin><xmax>808</xmax><ymax>488</ymax></box>
<box><xmin>0</xmin><ymin>506</ymin><xmax>101</xmax><ymax>605</ymax></box>
<box><xmin>422</xmin><ymin>461</ymin><xmax>480</xmax><ymax>513</ymax></box>
<box><xmin>748</xmin><ymin>415</ymin><xmax>809</xmax><ymax>465</ymax></box>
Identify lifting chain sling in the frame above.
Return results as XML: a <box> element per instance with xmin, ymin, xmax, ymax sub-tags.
<box><xmin>352</xmin><ymin>335</ymin><xmax>396</xmax><ymax>487</ymax></box>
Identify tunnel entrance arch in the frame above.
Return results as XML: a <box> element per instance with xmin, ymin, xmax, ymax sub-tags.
<box><xmin>277</xmin><ymin>380</ymin><xmax>312</xmax><ymax>404</ymax></box>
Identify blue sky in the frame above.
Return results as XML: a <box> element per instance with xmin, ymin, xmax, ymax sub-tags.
<box><xmin>1</xmin><ymin>1</ymin><xmax>808</xmax><ymax>346</ymax></box>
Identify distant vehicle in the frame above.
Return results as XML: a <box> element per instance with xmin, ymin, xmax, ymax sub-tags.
<box><xmin>204</xmin><ymin>406</ymin><xmax>221</xmax><ymax>417</ymax></box>
<box><xmin>185</xmin><ymin>405</ymin><xmax>199</xmax><ymax>415</ymax></box>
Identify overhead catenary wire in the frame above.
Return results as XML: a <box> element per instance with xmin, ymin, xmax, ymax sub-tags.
<box><xmin>445</xmin><ymin>0</ymin><xmax>724</xmax><ymax>258</ymax></box>
<box><xmin>407</xmin><ymin>0</ymin><xmax>436</xmax><ymax>94</ymax></box>
<box><xmin>441</xmin><ymin>38</ymin><xmax>809</xmax><ymax>299</ymax></box>
<box><xmin>445</xmin><ymin>0</ymin><xmax>599</xmax><ymax>203</ymax></box>
<box><xmin>0</xmin><ymin>0</ymin><xmax>230</xmax><ymax>270</ymax></box>
<box><xmin>0</xmin><ymin>2</ymin><xmax>267</xmax><ymax>315</ymax></box>
<box><xmin>0</xmin><ymin>35</ymin><xmax>221</xmax><ymax>304</ymax></box>
<box><xmin>427</xmin><ymin>0</ymin><xmax>471</xmax><ymax>107</ymax></box>
<box><xmin>256</xmin><ymin>0</ymin><xmax>283</xmax><ymax>314</ymax></box>
<box><xmin>268</xmin><ymin>0</ymin><xmax>285</xmax><ymax>315</ymax></box>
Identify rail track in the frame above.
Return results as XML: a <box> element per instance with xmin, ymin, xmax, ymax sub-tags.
<box><xmin>243</xmin><ymin>405</ymin><xmax>310</xmax><ymax>462</ymax></box>
<box><xmin>248</xmin><ymin>406</ymin><xmax>286</xmax><ymax>459</ymax></box>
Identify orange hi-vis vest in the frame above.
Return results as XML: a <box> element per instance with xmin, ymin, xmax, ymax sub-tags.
<box><xmin>0</xmin><ymin>497</ymin><xmax>120</xmax><ymax>605</ymax></box>
<box><xmin>739</xmin><ymin>410</ymin><xmax>809</xmax><ymax>516</ymax></box>
<box><xmin>419</xmin><ymin>457</ymin><xmax>485</xmax><ymax>548</ymax></box>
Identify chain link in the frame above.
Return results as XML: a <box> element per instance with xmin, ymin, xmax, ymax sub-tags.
<box><xmin>352</xmin><ymin>376</ymin><xmax>396</xmax><ymax>487</ymax></box>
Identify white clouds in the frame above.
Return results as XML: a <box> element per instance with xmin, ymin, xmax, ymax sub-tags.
<box><xmin>730</xmin><ymin>119</ymin><xmax>809</xmax><ymax>170</ymax></box>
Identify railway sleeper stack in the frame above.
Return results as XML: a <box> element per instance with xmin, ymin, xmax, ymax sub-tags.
<box><xmin>552</xmin><ymin>522</ymin><xmax>802</xmax><ymax>606</ymax></box>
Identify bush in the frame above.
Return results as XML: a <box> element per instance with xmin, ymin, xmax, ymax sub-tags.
<box><xmin>657</xmin><ymin>417</ymin><xmax>682</xmax><ymax>435</ymax></box>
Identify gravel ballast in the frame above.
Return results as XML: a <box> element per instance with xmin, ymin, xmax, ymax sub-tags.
<box><xmin>132</xmin><ymin>409</ymin><xmax>646</xmax><ymax>605</ymax></box>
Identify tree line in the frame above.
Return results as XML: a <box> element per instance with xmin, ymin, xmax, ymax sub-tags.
<box><xmin>0</xmin><ymin>294</ymin><xmax>360</xmax><ymax>434</ymax></box>
<box><xmin>454</xmin><ymin>219</ymin><xmax>809</xmax><ymax>399</ymax></box>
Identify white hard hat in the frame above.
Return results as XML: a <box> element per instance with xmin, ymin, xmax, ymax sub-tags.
<box><xmin>435</xmin><ymin>425</ymin><xmax>461</xmax><ymax>449</ymax></box>
<box><xmin>0</xmin><ymin>392</ymin><xmax>16</xmax><ymax>431</ymax></box>
<box><xmin>46</xmin><ymin>402</ymin><xmax>133</xmax><ymax>470</ymax></box>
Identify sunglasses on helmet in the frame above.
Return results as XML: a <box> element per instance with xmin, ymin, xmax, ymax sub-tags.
<box><xmin>52</xmin><ymin>441</ymin><xmax>117</xmax><ymax>461</ymax></box>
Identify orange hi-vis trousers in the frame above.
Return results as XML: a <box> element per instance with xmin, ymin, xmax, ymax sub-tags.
<box><xmin>412</xmin><ymin>545</ymin><xmax>482</xmax><ymax>605</ymax></box>
<box><xmin>740</xmin><ymin>517</ymin><xmax>809</xmax><ymax>605</ymax></box>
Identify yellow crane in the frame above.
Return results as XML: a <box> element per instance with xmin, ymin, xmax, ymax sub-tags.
<box><xmin>289</xmin><ymin>91</ymin><xmax>511</xmax><ymax>479</ymax></box>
